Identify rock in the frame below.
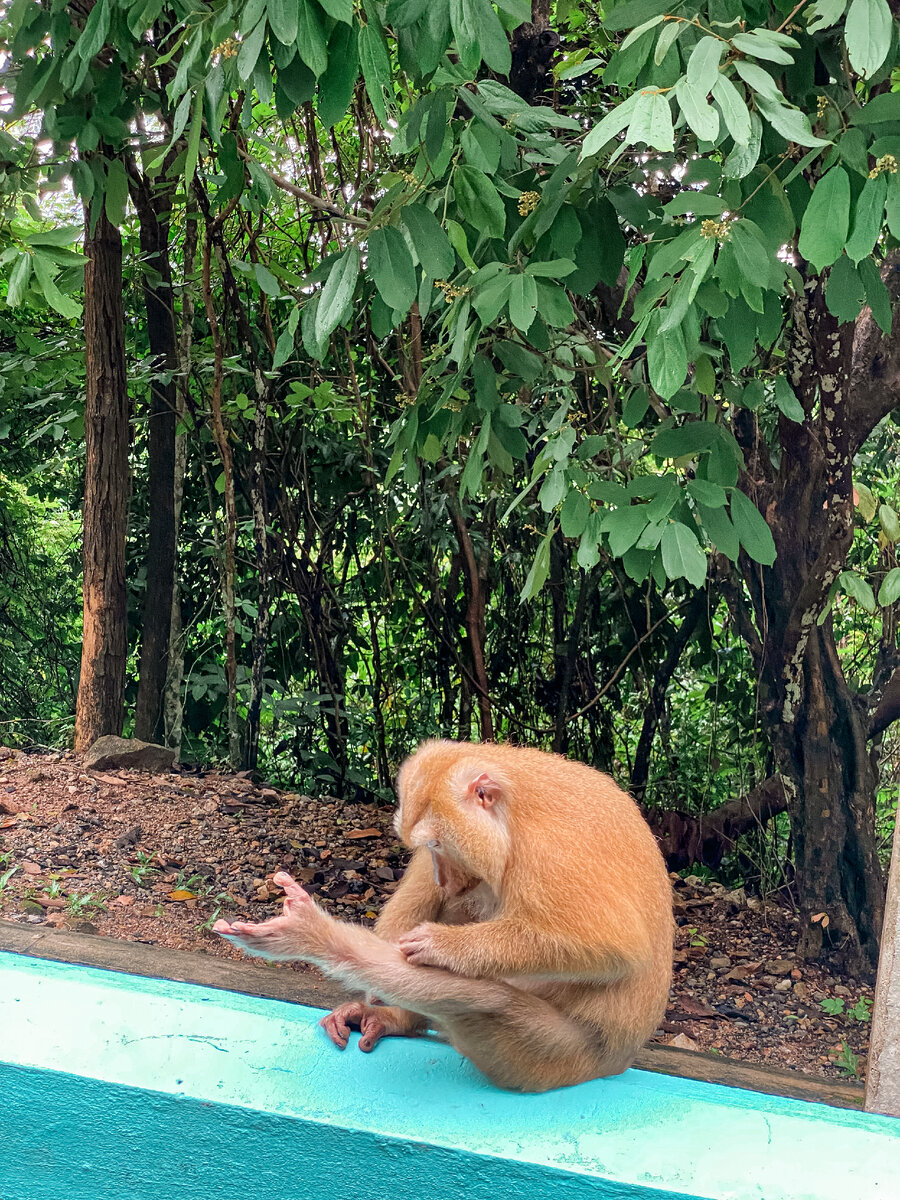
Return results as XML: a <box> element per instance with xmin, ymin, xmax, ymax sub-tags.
<box><xmin>84</xmin><ymin>736</ymin><xmax>176</xmax><ymax>774</ymax></box>
<box><xmin>764</xmin><ymin>959</ymin><xmax>795</xmax><ymax>976</ymax></box>
<box><xmin>723</xmin><ymin>887</ymin><xmax>748</xmax><ymax>912</ymax></box>
<box><xmin>774</xmin><ymin>978</ymin><xmax>793</xmax><ymax>993</ymax></box>
<box><xmin>709</xmin><ymin>956</ymin><xmax>732</xmax><ymax>970</ymax></box>
<box><xmin>723</xmin><ymin>965</ymin><xmax>751</xmax><ymax>982</ymax></box>
<box><xmin>668</xmin><ymin>1032</ymin><xmax>700</xmax><ymax>1051</ymax></box>
<box><xmin>834</xmin><ymin>984</ymin><xmax>851</xmax><ymax>997</ymax></box>
<box><xmin>113</xmin><ymin>826</ymin><xmax>142</xmax><ymax>849</ymax></box>
<box><xmin>793</xmin><ymin>981</ymin><xmax>808</xmax><ymax>999</ymax></box>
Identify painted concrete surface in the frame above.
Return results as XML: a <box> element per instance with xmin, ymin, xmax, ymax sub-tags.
<box><xmin>1</xmin><ymin>953</ymin><xmax>899</xmax><ymax>1200</ymax></box>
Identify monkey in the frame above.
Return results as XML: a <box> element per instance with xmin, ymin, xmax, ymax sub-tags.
<box><xmin>215</xmin><ymin>740</ymin><xmax>673</xmax><ymax>1093</ymax></box>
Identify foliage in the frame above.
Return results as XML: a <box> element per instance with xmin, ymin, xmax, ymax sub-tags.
<box><xmin>1</xmin><ymin>0</ymin><xmax>899</xmax><ymax>920</ymax></box>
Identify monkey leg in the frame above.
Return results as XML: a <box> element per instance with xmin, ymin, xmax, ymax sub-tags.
<box><xmin>216</xmin><ymin>873</ymin><xmax>623</xmax><ymax>1091</ymax></box>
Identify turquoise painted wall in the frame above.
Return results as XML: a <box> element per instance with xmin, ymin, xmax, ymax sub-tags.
<box><xmin>1</xmin><ymin>952</ymin><xmax>899</xmax><ymax>1200</ymax></box>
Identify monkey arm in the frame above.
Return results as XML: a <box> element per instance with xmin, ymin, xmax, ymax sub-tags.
<box><xmin>398</xmin><ymin>918</ymin><xmax>632</xmax><ymax>983</ymax></box>
<box><xmin>375</xmin><ymin>847</ymin><xmax>445</xmax><ymax>942</ymax></box>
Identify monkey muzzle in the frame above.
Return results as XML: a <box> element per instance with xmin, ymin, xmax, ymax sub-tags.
<box><xmin>430</xmin><ymin>849</ymin><xmax>479</xmax><ymax>897</ymax></box>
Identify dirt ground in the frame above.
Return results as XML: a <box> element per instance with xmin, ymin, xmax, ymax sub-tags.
<box><xmin>0</xmin><ymin>746</ymin><xmax>872</xmax><ymax>1084</ymax></box>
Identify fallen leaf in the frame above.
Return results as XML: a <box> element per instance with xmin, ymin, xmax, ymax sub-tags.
<box><xmin>0</xmin><ymin>816</ymin><xmax>18</xmax><ymax>829</ymax></box>
<box><xmin>114</xmin><ymin>894</ymin><xmax>135</xmax><ymax>907</ymax></box>
<box><xmin>345</xmin><ymin>828</ymin><xmax>381</xmax><ymax>840</ymax></box>
<box><xmin>167</xmin><ymin>889</ymin><xmax>197</xmax><ymax>901</ymax></box>
<box><xmin>21</xmin><ymin>861</ymin><xmax>42</xmax><ymax>875</ymax></box>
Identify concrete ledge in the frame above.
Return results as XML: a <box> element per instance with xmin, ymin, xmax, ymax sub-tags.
<box><xmin>0</xmin><ymin>918</ymin><xmax>866</xmax><ymax>1110</ymax></box>
<box><xmin>2</xmin><ymin>952</ymin><xmax>898</xmax><ymax>1200</ymax></box>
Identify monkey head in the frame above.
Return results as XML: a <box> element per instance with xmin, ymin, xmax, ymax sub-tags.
<box><xmin>395</xmin><ymin>743</ymin><xmax>512</xmax><ymax>895</ymax></box>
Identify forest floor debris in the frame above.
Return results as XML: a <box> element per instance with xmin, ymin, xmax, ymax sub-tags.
<box><xmin>0</xmin><ymin>746</ymin><xmax>872</xmax><ymax>1083</ymax></box>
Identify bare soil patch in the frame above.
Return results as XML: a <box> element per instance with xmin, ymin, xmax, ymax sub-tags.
<box><xmin>0</xmin><ymin>747</ymin><xmax>871</xmax><ymax>1083</ymax></box>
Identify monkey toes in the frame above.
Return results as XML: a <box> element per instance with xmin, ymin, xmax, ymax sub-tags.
<box><xmin>320</xmin><ymin>1002</ymin><xmax>391</xmax><ymax>1052</ymax></box>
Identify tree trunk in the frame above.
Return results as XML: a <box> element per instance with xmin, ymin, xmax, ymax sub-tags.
<box><xmin>163</xmin><ymin>197</ymin><xmax>198</xmax><ymax>757</ymax></box>
<box><xmin>772</xmin><ymin>627</ymin><xmax>883</xmax><ymax>975</ymax></box>
<box><xmin>728</xmin><ymin>275</ymin><xmax>893</xmax><ymax>978</ymax></box>
<box><xmin>130</xmin><ymin>168</ymin><xmax>177</xmax><ymax>743</ymax></box>
<box><xmin>74</xmin><ymin>201</ymin><xmax>129</xmax><ymax>751</ymax></box>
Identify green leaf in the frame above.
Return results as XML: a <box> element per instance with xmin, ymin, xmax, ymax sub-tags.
<box><xmin>731</xmin><ymin>31</ymin><xmax>794</xmax><ymax>64</ymax></box>
<box><xmin>606</xmin><ymin>504</ymin><xmax>650</xmax><ymax>557</ymax></box>
<box><xmin>238</xmin><ymin>17</ymin><xmax>268</xmax><ymax>80</ymax></box>
<box><xmin>184</xmin><ymin>90</ymin><xmax>203</xmax><ymax>188</ymax></box>
<box><xmin>316</xmin><ymin>246</ymin><xmax>359</xmax><ymax>341</ymax></box>
<box><xmin>661</xmin><ymin>521</ymin><xmax>707</xmax><ymax>587</ymax></box>
<box><xmin>358</xmin><ymin>13</ymin><xmax>392</xmax><ymax>121</ymax></box>
<box><xmin>646</xmin><ymin>318</ymin><xmax>687</xmax><ymax>400</ymax></box>
<box><xmin>455</xmin><ymin>165</ymin><xmax>506</xmax><ymax>239</ymax></box>
<box><xmin>31</xmin><ymin>251</ymin><xmax>81</xmax><ymax>319</ymax></box>
<box><xmin>317</xmin><ymin>23</ymin><xmax>359</xmax><ymax>127</ymax></box>
<box><xmin>525</xmin><ymin>259</ymin><xmax>576</xmax><ymax>278</ymax></box>
<box><xmin>688</xmin><ymin>477</ymin><xmax>727</xmax><ymax>508</ymax></box>
<box><xmin>604</xmin><ymin>0</ymin><xmax>673</xmax><ymax>32</ymax></box>
<box><xmin>273</xmin><ymin>306</ymin><xmax>300</xmax><ymax>369</ymax></box>
<box><xmin>730</xmin><ymin>488</ymin><xmax>776</xmax><ymax>565</ymax></box>
<box><xmin>711</xmin><ymin>74</ymin><xmax>752</xmax><ymax>145</ymax></box>
<box><xmin>798</xmin><ymin>167</ymin><xmax>851</xmax><ymax>270</ymax></box>
<box><xmin>402</xmin><ymin>204</ymin><xmax>456</xmax><ymax>279</ymax></box>
<box><xmin>368</xmin><ymin>227</ymin><xmax>417</xmax><ymax>316</ymax></box>
<box><xmin>774</xmin><ymin>376</ymin><xmax>805</xmax><ymax>422</ymax></box>
<box><xmin>825</xmin><ymin>254</ymin><xmax>867</xmax><ymax>325</ymax></box>
<box><xmin>267</xmin><ymin>0</ymin><xmax>299</xmax><ymax>45</ymax></box>
<box><xmin>103</xmin><ymin>158</ymin><xmax>129</xmax><ymax>228</ymax></box>
<box><xmin>844</xmin><ymin>0</ymin><xmax>892</xmax><ymax>77</ymax></box>
<box><xmin>733</xmin><ymin>60</ymin><xmax>783</xmax><ymax>103</ymax></box>
<box><xmin>318</xmin><ymin>0</ymin><xmax>353</xmax><ymax>22</ymax></box>
<box><xmin>534</xmin><ymin>280</ymin><xmax>574</xmax><ymax>327</ymax></box>
<box><xmin>844</xmin><ymin>173</ymin><xmax>887</xmax><ymax>264</ymax></box>
<box><xmin>520</xmin><ymin>527</ymin><xmax>554</xmax><ymax>601</ymax></box>
<box><xmin>755</xmin><ymin>96</ymin><xmax>831</xmax><ymax>148</ymax></box>
<box><xmin>676</xmin><ymin>79</ymin><xmax>719</xmax><ymax>142</ymax></box>
<box><xmin>560</xmin><ymin>490</ymin><xmax>590</xmax><ymax>538</ymax></box>
<box><xmin>651</xmin><ymin>421</ymin><xmax>718</xmax><ymax>458</ymax></box>
<box><xmin>807</xmin><ymin>0</ymin><xmax>846</xmax><ymax>33</ymax></box>
<box><xmin>77</xmin><ymin>0</ymin><xmax>110</xmax><ymax>60</ymax></box>
<box><xmin>858</xmin><ymin>256</ymin><xmax>892</xmax><ymax>335</ymax></box>
<box><xmin>855</xmin><ymin>480</ymin><xmax>878</xmax><ymax>523</ymax></box>
<box><xmin>580</xmin><ymin>92</ymin><xmax>641</xmax><ymax>159</ymax></box>
<box><xmin>878</xmin><ymin>567</ymin><xmax>900</xmax><ymax>606</ymax></box>
<box><xmin>450</xmin><ymin>0</ymin><xmax>511</xmax><ymax>73</ymax></box>
<box><xmin>686</xmin><ymin>36</ymin><xmax>724</xmax><ymax>95</ymax></box>
<box><xmin>6</xmin><ymin>252</ymin><xmax>32</xmax><ymax>307</ymax></box>
<box><xmin>297</xmin><ymin>0</ymin><xmax>329</xmax><ymax>75</ymax></box>
<box><xmin>879</xmin><ymin>503</ymin><xmax>900</xmax><ymax>543</ymax></box>
<box><xmin>509</xmin><ymin>273</ymin><xmax>538</xmax><ymax>332</ymax></box>
<box><xmin>628</xmin><ymin>88</ymin><xmax>674</xmax><ymax>152</ymax></box>
<box><xmin>839</xmin><ymin>569</ymin><xmax>876</xmax><ymax>613</ymax></box>
<box><xmin>698</xmin><ymin>501</ymin><xmax>740</xmax><ymax>561</ymax></box>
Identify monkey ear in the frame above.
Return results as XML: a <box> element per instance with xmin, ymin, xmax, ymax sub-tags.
<box><xmin>467</xmin><ymin>772</ymin><xmax>502</xmax><ymax>808</ymax></box>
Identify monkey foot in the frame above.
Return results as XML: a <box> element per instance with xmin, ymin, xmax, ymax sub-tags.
<box><xmin>320</xmin><ymin>1002</ymin><xmax>390</xmax><ymax>1052</ymax></box>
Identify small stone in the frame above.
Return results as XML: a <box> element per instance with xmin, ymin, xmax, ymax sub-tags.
<box><xmin>709</xmin><ymin>956</ymin><xmax>732</xmax><ymax>970</ymax></box>
<box><xmin>775</xmin><ymin>979</ymin><xmax>792</xmax><ymax>993</ymax></box>
<box><xmin>764</xmin><ymin>959</ymin><xmax>795</xmax><ymax>976</ymax></box>
<box><xmin>668</xmin><ymin>1032</ymin><xmax>700</xmax><ymax>1051</ymax></box>
<box><xmin>723</xmin><ymin>966</ymin><xmax>750</xmax><ymax>982</ymax></box>
<box><xmin>84</xmin><ymin>736</ymin><xmax>176</xmax><ymax>774</ymax></box>
<box><xmin>833</xmin><ymin>984</ymin><xmax>851</xmax><ymax>997</ymax></box>
<box><xmin>723</xmin><ymin>888</ymin><xmax>748</xmax><ymax>912</ymax></box>
<box><xmin>793</xmin><ymin>981</ymin><xmax>808</xmax><ymax>1000</ymax></box>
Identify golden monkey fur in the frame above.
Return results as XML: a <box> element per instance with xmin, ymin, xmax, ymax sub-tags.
<box><xmin>216</xmin><ymin>740</ymin><xmax>673</xmax><ymax>1092</ymax></box>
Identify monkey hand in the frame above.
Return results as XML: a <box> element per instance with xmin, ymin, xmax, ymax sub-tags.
<box><xmin>397</xmin><ymin>922</ymin><xmax>456</xmax><ymax>969</ymax></box>
<box><xmin>320</xmin><ymin>1002</ymin><xmax>419</xmax><ymax>1053</ymax></box>
<box><xmin>213</xmin><ymin>871</ymin><xmax>327</xmax><ymax>962</ymax></box>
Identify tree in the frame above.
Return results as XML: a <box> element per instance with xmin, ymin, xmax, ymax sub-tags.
<box><xmin>74</xmin><ymin>196</ymin><xmax>129</xmax><ymax>751</ymax></box>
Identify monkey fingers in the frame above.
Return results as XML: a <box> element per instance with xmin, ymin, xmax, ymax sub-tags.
<box><xmin>213</xmin><ymin>871</ymin><xmax>328</xmax><ymax>961</ymax></box>
<box><xmin>397</xmin><ymin>923</ymin><xmax>451</xmax><ymax>969</ymax></box>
